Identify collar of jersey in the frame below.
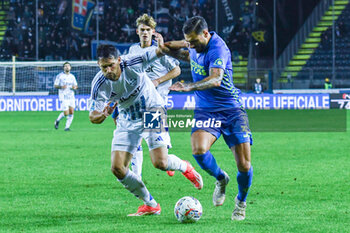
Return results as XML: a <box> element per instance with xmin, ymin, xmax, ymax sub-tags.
<box><xmin>202</xmin><ymin>31</ymin><xmax>216</xmax><ymax>52</ymax></box>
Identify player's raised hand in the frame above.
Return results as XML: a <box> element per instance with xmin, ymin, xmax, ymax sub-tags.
<box><xmin>154</xmin><ymin>32</ymin><xmax>169</xmax><ymax>55</ymax></box>
<box><xmin>154</xmin><ymin>32</ymin><xmax>164</xmax><ymax>45</ymax></box>
<box><xmin>169</xmin><ymin>81</ymin><xmax>191</xmax><ymax>92</ymax></box>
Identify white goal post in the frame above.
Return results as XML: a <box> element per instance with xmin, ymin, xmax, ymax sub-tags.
<box><xmin>0</xmin><ymin>58</ymin><xmax>99</xmax><ymax>96</ymax></box>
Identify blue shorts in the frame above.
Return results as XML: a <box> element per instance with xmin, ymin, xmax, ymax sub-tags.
<box><xmin>191</xmin><ymin>108</ymin><xmax>253</xmax><ymax>148</ymax></box>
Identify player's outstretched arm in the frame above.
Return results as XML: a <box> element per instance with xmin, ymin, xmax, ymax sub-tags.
<box><xmin>152</xmin><ymin>66</ymin><xmax>181</xmax><ymax>87</ymax></box>
<box><xmin>89</xmin><ymin>102</ymin><xmax>117</xmax><ymax>124</ymax></box>
<box><xmin>169</xmin><ymin>68</ymin><xmax>223</xmax><ymax>92</ymax></box>
<box><xmin>155</xmin><ymin>32</ymin><xmax>190</xmax><ymax>62</ymax></box>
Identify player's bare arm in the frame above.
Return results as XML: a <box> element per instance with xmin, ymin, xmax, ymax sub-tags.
<box><xmin>54</xmin><ymin>84</ymin><xmax>67</xmax><ymax>89</ymax></box>
<box><xmin>169</xmin><ymin>68</ymin><xmax>223</xmax><ymax>92</ymax></box>
<box><xmin>152</xmin><ymin>66</ymin><xmax>181</xmax><ymax>87</ymax></box>
<box><xmin>155</xmin><ymin>32</ymin><xmax>190</xmax><ymax>62</ymax></box>
<box><xmin>89</xmin><ymin>102</ymin><xmax>117</xmax><ymax>124</ymax></box>
<box><xmin>165</xmin><ymin>49</ymin><xmax>190</xmax><ymax>62</ymax></box>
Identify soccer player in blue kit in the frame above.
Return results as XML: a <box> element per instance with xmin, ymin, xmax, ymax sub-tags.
<box><xmin>157</xmin><ymin>16</ymin><xmax>253</xmax><ymax>220</ymax></box>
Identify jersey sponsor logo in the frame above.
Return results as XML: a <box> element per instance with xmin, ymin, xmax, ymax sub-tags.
<box><xmin>213</xmin><ymin>58</ymin><xmax>224</xmax><ymax>66</ymax></box>
<box><xmin>190</xmin><ymin>60</ymin><xmax>207</xmax><ymax>76</ymax></box>
<box><xmin>119</xmin><ymin>86</ymin><xmax>141</xmax><ymax>103</ymax></box>
<box><xmin>110</xmin><ymin>92</ymin><xmax>117</xmax><ymax>98</ymax></box>
<box><xmin>146</xmin><ymin>65</ymin><xmax>155</xmax><ymax>73</ymax></box>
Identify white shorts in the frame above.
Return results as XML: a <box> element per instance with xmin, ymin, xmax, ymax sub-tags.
<box><xmin>137</xmin><ymin>128</ymin><xmax>172</xmax><ymax>150</ymax></box>
<box><xmin>60</xmin><ymin>99</ymin><xmax>75</xmax><ymax>111</ymax></box>
<box><xmin>111</xmin><ymin>118</ymin><xmax>171</xmax><ymax>155</ymax></box>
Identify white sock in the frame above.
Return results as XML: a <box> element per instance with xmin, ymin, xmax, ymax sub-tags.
<box><xmin>119</xmin><ymin>170</ymin><xmax>157</xmax><ymax>207</ymax></box>
<box><xmin>56</xmin><ymin>112</ymin><xmax>65</xmax><ymax>122</ymax></box>
<box><xmin>167</xmin><ymin>154</ymin><xmax>187</xmax><ymax>173</ymax></box>
<box><xmin>131</xmin><ymin>146</ymin><xmax>143</xmax><ymax>177</ymax></box>
<box><xmin>65</xmin><ymin>114</ymin><xmax>74</xmax><ymax>129</ymax></box>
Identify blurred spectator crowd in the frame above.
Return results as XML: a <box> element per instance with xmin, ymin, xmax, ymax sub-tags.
<box><xmin>320</xmin><ymin>21</ymin><xmax>347</xmax><ymax>50</ymax></box>
<box><xmin>227</xmin><ymin>0</ymin><xmax>255</xmax><ymax>59</ymax></box>
<box><xmin>0</xmin><ymin>0</ymin><xmax>253</xmax><ymax>61</ymax></box>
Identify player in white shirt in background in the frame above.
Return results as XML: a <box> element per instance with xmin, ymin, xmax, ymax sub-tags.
<box><xmin>89</xmin><ymin>44</ymin><xmax>203</xmax><ymax>216</ymax></box>
<box><xmin>54</xmin><ymin>62</ymin><xmax>78</xmax><ymax>131</ymax></box>
<box><xmin>126</xmin><ymin>14</ymin><xmax>181</xmax><ymax>177</ymax></box>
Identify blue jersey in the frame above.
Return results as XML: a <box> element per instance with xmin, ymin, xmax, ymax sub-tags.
<box><xmin>189</xmin><ymin>32</ymin><xmax>243</xmax><ymax>111</ymax></box>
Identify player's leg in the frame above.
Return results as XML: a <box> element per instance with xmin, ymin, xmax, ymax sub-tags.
<box><xmin>192</xmin><ymin>130</ymin><xmax>228</xmax><ymax>180</ymax></box>
<box><xmin>64</xmin><ymin>99</ymin><xmax>75</xmax><ymax>131</ymax></box>
<box><xmin>191</xmin><ymin>110</ymin><xmax>228</xmax><ymax>182</ymax></box>
<box><xmin>131</xmin><ymin>144</ymin><xmax>143</xmax><ymax>177</ymax></box>
<box><xmin>111</xmin><ymin>150</ymin><xmax>160</xmax><ymax>216</ymax></box>
<box><xmin>145</xmin><ymin>125</ymin><xmax>203</xmax><ymax>190</ymax></box>
<box><xmin>149</xmin><ymin>146</ymin><xmax>184</xmax><ymax>171</ymax></box>
<box><xmin>112</xmin><ymin>123</ymin><xmax>160</xmax><ymax>216</ymax></box>
<box><xmin>221</xmin><ymin>108</ymin><xmax>253</xmax><ymax>220</ymax></box>
<box><xmin>191</xmin><ymin>130</ymin><xmax>230</xmax><ymax>205</ymax></box>
<box><xmin>162</xmin><ymin>129</ymin><xmax>175</xmax><ymax>176</ymax></box>
<box><xmin>143</xmin><ymin>128</ymin><xmax>189</xmax><ymax>174</ymax></box>
<box><xmin>230</xmin><ymin>142</ymin><xmax>252</xmax><ymax>221</ymax></box>
<box><xmin>64</xmin><ymin>106</ymin><xmax>74</xmax><ymax>131</ymax></box>
<box><xmin>165</xmin><ymin>153</ymin><xmax>175</xmax><ymax>176</ymax></box>
<box><xmin>232</xmin><ymin>142</ymin><xmax>252</xmax><ymax>200</ymax></box>
<box><xmin>148</xmin><ymin>146</ymin><xmax>203</xmax><ymax>190</ymax></box>
<box><xmin>54</xmin><ymin>101</ymin><xmax>68</xmax><ymax>129</ymax></box>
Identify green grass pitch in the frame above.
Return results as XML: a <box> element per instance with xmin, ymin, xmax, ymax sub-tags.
<box><xmin>1</xmin><ymin>111</ymin><xmax>349</xmax><ymax>233</ymax></box>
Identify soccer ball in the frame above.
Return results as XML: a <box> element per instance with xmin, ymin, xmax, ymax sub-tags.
<box><xmin>174</xmin><ymin>196</ymin><xmax>202</xmax><ymax>223</ymax></box>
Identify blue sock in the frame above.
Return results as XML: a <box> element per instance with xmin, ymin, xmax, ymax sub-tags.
<box><xmin>193</xmin><ymin>151</ymin><xmax>225</xmax><ymax>180</ymax></box>
<box><xmin>237</xmin><ymin>166</ymin><xmax>253</xmax><ymax>202</ymax></box>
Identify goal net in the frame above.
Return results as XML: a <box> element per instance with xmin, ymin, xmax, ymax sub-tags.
<box><xmin>0</xmin><ymin>61</ymin><xmax>100</xmax><ymax>95</ymax></box>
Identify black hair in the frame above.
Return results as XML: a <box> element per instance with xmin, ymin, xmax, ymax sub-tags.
<box><xmin>63</xmin><ymin>61</ymin><xmax>70</xmax><ymax>67</ymax></box>
<box><xmin>182</xmin><ymin>16</ymin><xmax>208</xmax><ymax>35</ymax></box>
<box><xmin>97</xmin><ymin>44</ymin><xmax>119</xmax><ymax>59</ymax></box>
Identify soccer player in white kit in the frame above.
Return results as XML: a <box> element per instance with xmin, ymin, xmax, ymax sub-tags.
<box><xmin>54</xmin><ymin>62</ymin><xmax>78</xmax><ymax>131</ymax></box>
<box><xmin>89</xmin><ymin>44</ymin><xmax>203</xmax><ymax>216</ymax></box>
<box><xmin>126</xmin><ymin>14</ymin><xmax>181</xmax><ymax>178</ymax></box>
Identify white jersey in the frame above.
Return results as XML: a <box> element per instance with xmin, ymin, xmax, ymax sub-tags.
<box><xmin>54</xmin><ymin>72</ymin><xmax>77</xmax><ymax>101</ymax></box>
<box><xmin>128</xmin><ymin>41</ymin><xmax>179</xmax><ymax>99</ymax></box>
<box><xmin>89</xmin><ymin>50</ymin><xmax>165</xmax><ymax>124</ymax></box>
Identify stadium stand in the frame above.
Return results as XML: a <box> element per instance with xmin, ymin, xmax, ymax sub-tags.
<box><xmin>302</xmin><ymin>3</ymin><xmax>350</xmax><ymax>88</ymax></box>
<box><xmin>0</xmin><ymin>0</ymin><xmax>10</xmax><ymax>60</ymax></box>
<box><xmin>281</xmin><ymin>0</ymin><xmax>350</xmax><ymax>88</ymax></box>
<box><xmin>0</xmin><ymin>0</ymin><xmax>220</xmax><ymax>61</ymax></box>
<box><xmin>0</xmin><ymin>0</ymin><xmax>257</xmax><ymax>91</ymax></box>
